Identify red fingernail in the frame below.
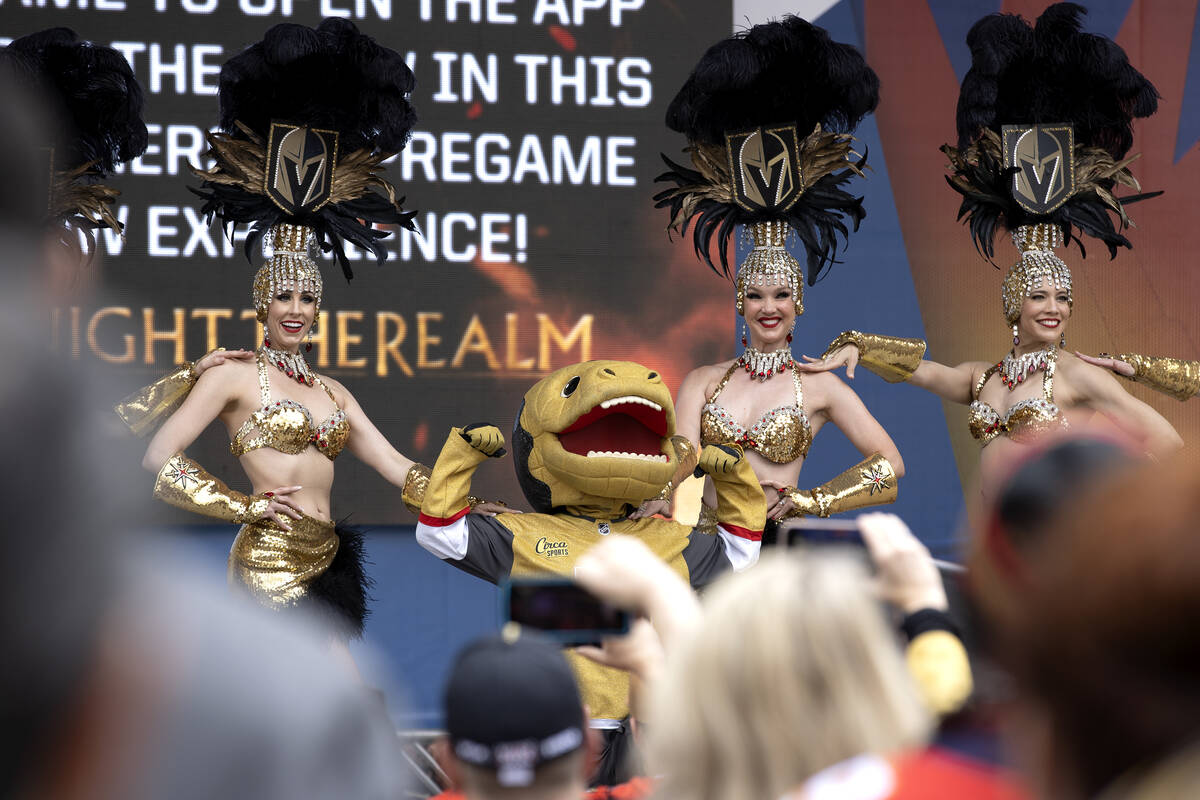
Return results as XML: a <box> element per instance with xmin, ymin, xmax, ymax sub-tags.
<box><xmin>264</xmin><ymin>492</ymin><xmax>274</xmax><ymax>497</ymax></box>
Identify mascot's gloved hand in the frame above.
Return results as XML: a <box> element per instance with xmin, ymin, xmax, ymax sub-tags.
<box><xmin>695</xmin><ymin>443</ymin><xmax>767</xmax><ymax>537</ymax></box>
<box><xmin>695</xmin><ymin>443</ymin><xmax>744</xmax><ymax>478</ymax></box>
<box><xmin>460</xmin><ymin>423</ymin><xmax>506</xmax><ymax>457</ymax></box>
<box><xmin>423</xmin><ymin>425</ymin><xmax>505</xmax><ymax>520</ymax></box>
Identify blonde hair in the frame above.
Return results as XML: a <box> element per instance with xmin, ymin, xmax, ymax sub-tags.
<box><xmin>647</xmin><ymin>552</ymin><xmax>930</xmax><ymax>800</ymax></box>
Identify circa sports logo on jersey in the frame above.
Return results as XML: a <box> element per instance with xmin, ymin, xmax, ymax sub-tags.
<box><xmin>266</xmin><ymin>121</ymin><xmax>339</xmax><ymax>215</ymax></box>
<box><xmin>727</xmin><ymin>124</ymin><xmax>804</xmax><ymax>213</ymax></box>
<box><xmin>1003</xmin><ymin>123</ymin><xmax>1076</xmax><ymax>215</ymax></box>
<box><xmin>535</xmin><ymin>537</ymin><xmax>569</xmax><ymax>558</ymax></box>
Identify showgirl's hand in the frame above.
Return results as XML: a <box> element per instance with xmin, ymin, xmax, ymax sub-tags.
<box><xmin>194</xmin><ymin>348</ymin><xmax>254</xmax><ymax>376</ymax></box>
<box><xmin>469</xmin><ymin>501</ymin><xmax>519</xmax><ymax>517</ymax></box>
<box><xmin>629</xmin><ymin>498</ymin><xmax>672</xmax><ymax>520</ymax></box>
<box><xmin>758</xmin><ymin>479</ymin><xmax>796</xmax><ymax>522</ymax></box>
<box><xmin>760</xmin><ymin>479</ymin><xmax>797</xmax><ymax>521</ymax></box>
<box><xmin>1075</xmin><ymin>351</ymin><xmax>1136</xmax><ymax>377</ymax></box>
<box><xmin>858</xmin><ymin>512</ymin><xmax>947</xmax><ymax>613</ymax></box>
<box><xmin>460</xmin><ymin>423</ymin><xmax>506</xmax><ymax>457</ymax></box>
<box><xmin>795</xmin><ymin>344</ymin><xmax>859</xmax><ymax>379</ymax></box>
<box><xmin>261</xmin><ymin>485</ymin><xmax>304</xmax><ymax>531</ymax></box>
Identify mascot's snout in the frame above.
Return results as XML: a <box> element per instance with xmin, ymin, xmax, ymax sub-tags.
<box><xmin>513</xmin><ymin>361</ymin><xmax>679</xmax><ymax>513</ymax></box>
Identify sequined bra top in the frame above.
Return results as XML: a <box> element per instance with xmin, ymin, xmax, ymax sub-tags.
<box><xmin>230</xmin><ymin>353</ymin><xmax>350</xmax><ymax>460</ymax></box>
<box><xmin>968</xmin><ymin>346</ymin><xmax>1069</xmax><ymax>447</ymax></box>
<box><xmin>700</xmin><ymin>361</ymin><xmax>812</xmax><ymax>464</ymax></box>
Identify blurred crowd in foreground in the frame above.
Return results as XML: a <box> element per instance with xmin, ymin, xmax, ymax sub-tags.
<box><xmin>4</xmin><ymin>51</ymin><xmax>1200</xmax><ymax>800</ymax></box>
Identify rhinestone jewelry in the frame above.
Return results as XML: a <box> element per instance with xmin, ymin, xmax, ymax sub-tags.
<box><xmin>998</xmin><ymin>347</ymin><xmax>1054</xmax><ymax>390</ymax></box>
<box><xmin>252</xmin><ymin>224</ymin><xmax>323</xmax><ymax>322</ymax></box>
<box><xmin>737</xmin><ymin>344</ymin><xmax>793</xmax><ymax>381</ymax></box>
<box><xmin>261</xmin><ymin>341</ymin><xmax>315</xmax><ymax>386</ymax></box>
<box><xmin>1002</xmin><ymin>224</ymin><xmax>1072</xmax><ymax>324</ymax></box>
<box><xmin>737</xmin><ymin>220</ymin><xmax>804</xmax><ymax>316</ymax></box>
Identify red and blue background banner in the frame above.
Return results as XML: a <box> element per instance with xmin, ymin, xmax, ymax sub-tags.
<box><xmin>7</xmin><ymin>0</ymin><xmax>1199</xmax><ymax>723</ymax></box>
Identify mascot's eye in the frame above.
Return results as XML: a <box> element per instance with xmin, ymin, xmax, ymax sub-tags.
<box><xmin>561</xmin><ymin>376</ymin><xmax>580</xmax><ymax>397</ymax></box>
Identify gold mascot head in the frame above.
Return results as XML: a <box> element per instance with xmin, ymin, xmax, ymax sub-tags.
<box><xmin>513</xmin><ymin>361</ymin><xmax>678</xmax><ymax>514</ymax></box>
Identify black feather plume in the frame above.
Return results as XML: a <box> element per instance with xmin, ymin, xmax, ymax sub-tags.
<box><xmin>949</xmin><ymin>2</ymin><xmax>1160</xmax><ymax>258</ymax></box>
<box><xmin>1</xmin><ymin>27</ymin><xmax>147</xmax><ymax>175</ymax></box>
<box><xmin>218</xmin><ymin>18</ymin><xmax>416</xmax><ymax>154</ymax></box>
<box><xmin>657</xmin><ymin>15</ymin><xmax>877</xmax><ymax>280</ymax></box>
<box><xmin>193</xmin><ymin>18</ymin><xmax>418</xmax><ymax>281</ymax></box>
<box><xmin>653</xmin><ymin>149</ymin><xmax>866</xmax><ymax>283</ymax></box>
<box><xmin>667</xmin><ymin>15</ymin><xmax>878</xmax><ymax>146</ymax></box>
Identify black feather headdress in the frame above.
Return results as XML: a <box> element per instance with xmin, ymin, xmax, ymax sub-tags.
<box><xmin>0</xmin><ymin>28</ymin><xmax>147</xmax><ymax>249</ymax></box>
<box><xmin>655</xmin><ymin>15</ymin><xmax>879</xmax><ymax>287</ymax></box>
<box><xmin>945</xmin><ymin>2</ymin><xmax>1160</xmax><ymax>260</ymax></box>
<box><xmin>192</xmin><ymin>18</ymin><xmax>418</xmax><ymax>282</ymax></box>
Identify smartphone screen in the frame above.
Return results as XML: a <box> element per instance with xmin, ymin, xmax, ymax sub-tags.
<box><xmin>501</xmin><ymin>579</ymin><xmax>631</xmax><ymax>644</ymax></box>
<box><xmin>784</xmin><ymin>523</ymin><xmax>866</xmax><ymax>548</ymax></box>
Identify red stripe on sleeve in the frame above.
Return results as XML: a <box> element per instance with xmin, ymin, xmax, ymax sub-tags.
<box><xmin>719</xmin><ymin>523</ymin><xmax>762</xmax><ymax>542</ymax></box>
<box><xmin>418</xmin><ymin>506</ymin><xmax>471</xmax><ymax>527</ymax></box>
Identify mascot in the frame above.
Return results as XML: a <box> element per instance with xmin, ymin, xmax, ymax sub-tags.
<box><xmin>416</xmin><ymin>360</ymin><xmax>767</xmax><ymax>724</ymax></box>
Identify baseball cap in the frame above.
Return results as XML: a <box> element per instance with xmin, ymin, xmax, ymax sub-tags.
<box><xmin>443</xmin><ymin>628</ymin><xmax>586</xmax><ymax>787</ymax></box>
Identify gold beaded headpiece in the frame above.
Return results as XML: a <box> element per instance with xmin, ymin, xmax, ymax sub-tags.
<box><xmin>252</xmin><ymin>223</ymin><xmax>323</xmax><ymax>322</ymax></box>
<box><xmin>735</xmin><ymin>220</ymin><xmax>804</xmax><ymax>316</ymax></box>
<box><xmin>1002</xmin><ymin>223</ymin><xmax>1072</xmax><ymax>324</ymax></box>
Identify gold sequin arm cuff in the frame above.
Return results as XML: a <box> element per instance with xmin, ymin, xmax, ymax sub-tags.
<box><xmin>114</xmin><ymin>362</ymin><xmax>197</xmax><ymax>437</ymax></box>
<box><xmin>781</xmin><ymin>453</ymin><xmax>898</xmax><ymax>518</ymax></box>
<box><xmin>823</xmin><ymin>331</ymin><xmax>926</xmax><ymax>383</ymax></box>
<box><xmin>657</xmin><ymin>435</ymin><xmax>698</xmax><ymax>501</ymax></box>
<box><xmin>1119</xmin><ymin>353</ymin><xmax>1200</xmax><ymax>401</ymax></box>
<box><xmin>402</xmin><ymin>463</ymin><xmax>432</xmax><ymax>514</ymax></box>
<box><xmin>906</xmin><ymin>631</ymin><xmax>973</xmax><ymax>716</ymax></box>
<box><xmin>402</xmin><ymin>462</ymin><xmax>489</xmax><ymax>515</ymax></box>
<box><xmin>153</xmin><ymin>453</ymin><xmax>270</xmax><ymax>524</ymax></box>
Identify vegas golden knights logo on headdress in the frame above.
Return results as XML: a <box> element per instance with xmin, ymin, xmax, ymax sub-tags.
<box><xmin>1002</xmin><ymin>123</ymin><xmax>1075</xmax><ymax>215</ymax></box>
<box><xmin>726</xmin><ymin>125</ymin><xmax>804</xmax><ymax>213</ymax></box>
<box><xmin>265</xmin><ymin>121</ymin><xmax>339</xmax><ymax>215</ymax></box>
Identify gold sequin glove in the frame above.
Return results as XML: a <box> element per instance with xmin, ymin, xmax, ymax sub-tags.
<box><xmin>780</xmin><ymin>453</ymin><xmax>898</xmax><ymax>518</ymax></box>
<box><xmin>656</xmin><ymin>435</ymin><xmax>698</xmax><ymax>501</ymax></box>
<box><xmin>1118</xmin><ymin>353</ymin><xmax>1200</xmax><ymax>401</ymax></box>
<box><xmin>823</xmin><ymin>331</ymin><xmax>926</xmax><ymax>383</ymax></box>
<box><xmin>153</xmin><ymin>453</ymin><xmax>271</xmax><ymax>524</ymax></box>
<box><xmin>402</xmin><ymin>462</ymin><xmax>489</xmax><ymax>515</ymax></box>
<box><xmin>115</xmin><ymin>362</ymin><xmax>199</xmax><ymax>437</ymax></box>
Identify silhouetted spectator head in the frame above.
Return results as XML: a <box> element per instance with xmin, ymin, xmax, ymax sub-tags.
<box><xmin>969</xmin><ymin>432</ymin><xmax>1139</xmax><ymax>639</ymax></box>
<box><xmin>443</xmin><ymin>629</ymin><xmax>589</xmax><ymax>799</ymax></box>
<box><xmin>975</xmin><ymin>452</ymin><xmax>1200</xmax><ymax>798</ymax></box>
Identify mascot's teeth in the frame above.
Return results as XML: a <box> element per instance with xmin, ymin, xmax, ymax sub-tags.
<box><xmin>599</xmin><ymin>396</ymin><xmax>663</xmax><ymax>412</ymax></box>
<box><xmin>585</xmin><ymin>450</ymin><xmax>668</xmax><ymax>462</ymax></box>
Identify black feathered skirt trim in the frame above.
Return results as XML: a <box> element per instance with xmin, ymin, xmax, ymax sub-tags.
<box><xmin>228</xmin><ymin>514</ymin><xmax>373</xmax><ymax>640</ymax></box>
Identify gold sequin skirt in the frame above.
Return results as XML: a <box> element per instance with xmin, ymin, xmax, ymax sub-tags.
<box><xmin>228</xmin><ymin>513</ymin><xmax>369</xmax><ymax>637</ymax></box>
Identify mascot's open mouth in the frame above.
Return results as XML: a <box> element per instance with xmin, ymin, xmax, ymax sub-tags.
<box><xmin>558</xmin><ymin>395</ymin><xmax>668</xmax><ymax>462</ymax></box>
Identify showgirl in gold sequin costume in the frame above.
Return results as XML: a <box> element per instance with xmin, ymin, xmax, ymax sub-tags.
<box><xmin>644</xmin><ymin>17</ymin><xmax>903</xmax><ymax>531</ymax></box>
<box><xmin>803</xmin><ymin>4</ymin><xmax>1182</xmax><ymax>495</ymax></box>
<box><xmin>115</xmin><ymin>21</ymin><xmax>496</xmax><ymax>646</ymax></box>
